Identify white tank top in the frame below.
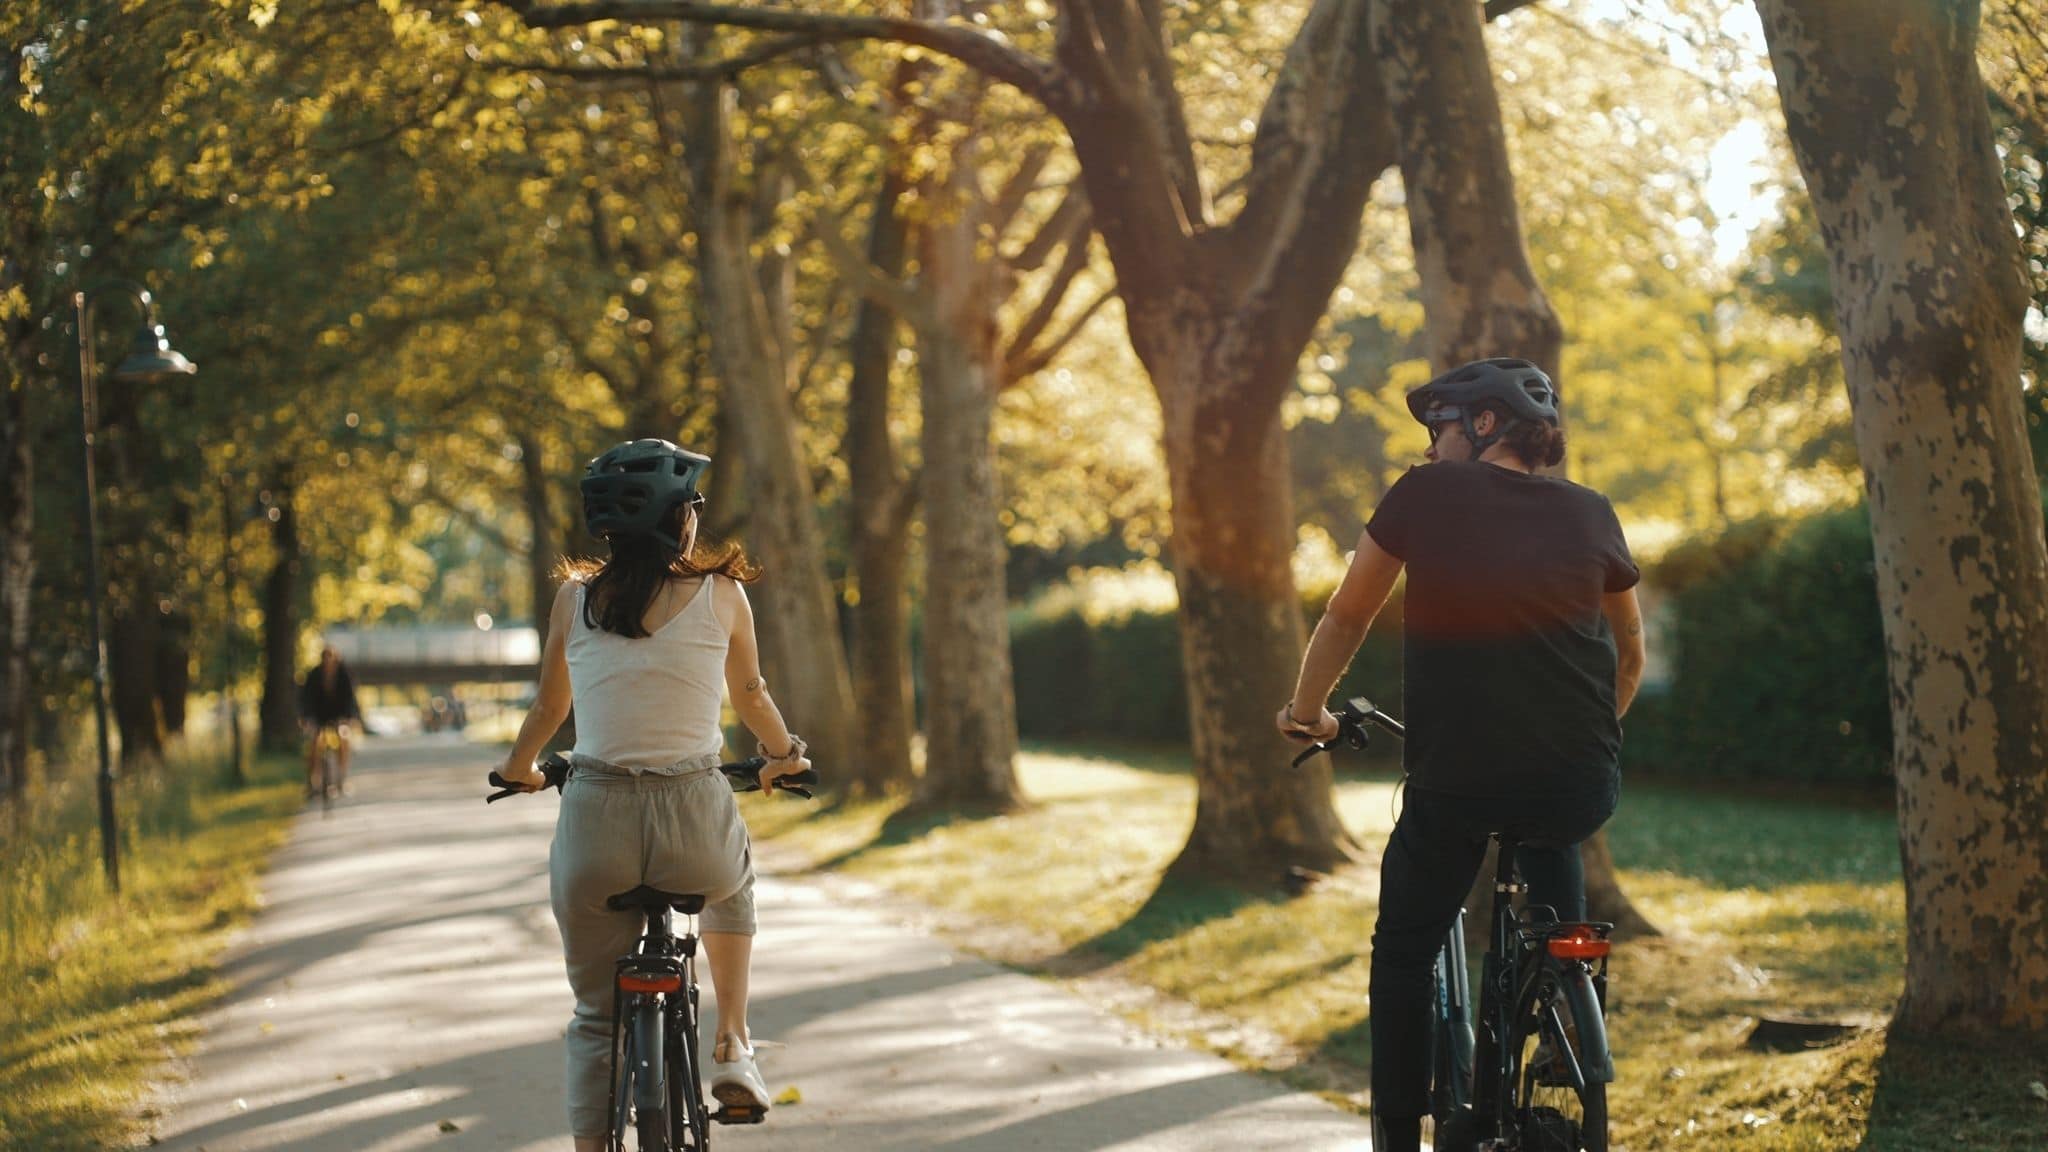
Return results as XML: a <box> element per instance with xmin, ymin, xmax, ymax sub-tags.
<box><xmin>566</xmin><ymin>576</ymin><xmax>729</xmax><ymax>771</ymax></box>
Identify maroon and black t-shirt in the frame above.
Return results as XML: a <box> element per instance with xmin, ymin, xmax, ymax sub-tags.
<box><xmin>1366</xmin><ymin>460</ymin><xmax>1639</xmax><ymax>801</ymax></box>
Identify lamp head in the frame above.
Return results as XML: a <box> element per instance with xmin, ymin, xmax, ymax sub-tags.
<box><xmin>111</xmin><ymin>320</ymin><xmax>196</xmax><ymax>383</ymax></box>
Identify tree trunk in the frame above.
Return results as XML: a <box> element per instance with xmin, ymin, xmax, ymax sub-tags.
<box><xmin>258</xmin><ymin>479</ymin><xmax>303</xmax><ymax>753</ymax></box>
<box><xmin>1373</xmin><ymin>0</ymin><xmax>1652</xmax><ymax>935</ymax></box>
<box><xmin>156</xmin><ymin>606</ymin><xmax>191</xmax><ymax>737</ymax></box>
<box><xmin>519</xmin><ymin>0</ymin><xmax>1403</xmax><ymax>878</ymax></box>
<box><xmin>1158</xmin><ymin>356</ymin><xmax>1357</xmax><ymax>875</ymax></box>
<box><xmin>1758</xmin><ymin>0</ymin><xmax>2048</xmax><ymax>1031</ymax></box>
<box><xmin>0</xmin><ymin>374</ymin><xmax>30</xmax><ymax>800</ymax></box>
<box><xmin>1370</xmin><ymin>0</ymin><xmax>1563</xmax><ymax>376</ymax></box>
<box><xmin>679</xmin><ymin>61</ymin><xmax>858</xmax><ymax>775</ymax></box>
<box><xmin>914</xmin><ymin>315</ymin><xmax>1022</xmax><ymax>810</ymax></box>
<box><xmin>108</xmin><ymin>587</ymin><xmax>165</xmax><ymax>768</ymax></box>
<box><xmin>845</xmin><ymin>161</ymin><xmax>918</xmax><ymax>797</ymax></box>
<box><xmin>518</xmin><ymin>432</ymin><xmax>559</xmax><ymax>647</ymax></box>
<box><xmin>1048</xmin><ymin>0</ymin><xmax>1394</xmax><ymax>879</ymax></box>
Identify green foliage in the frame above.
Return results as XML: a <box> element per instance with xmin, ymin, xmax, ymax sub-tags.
<box><xmin>0</xmin><ymin>750</ymin><xmax>304</xmax><ymax>1151</ymax></box>
<box><xmin>1625</xmin><ymin>507</ymin><xmax>1894</xmax><ymax>786</ymax></box>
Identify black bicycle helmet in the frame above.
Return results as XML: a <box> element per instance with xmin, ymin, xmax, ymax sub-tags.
<box><xmin>580</xmin><ymin>439</ymin><xmax>710</xmax><ymax>552</ymax></box>
<box><xmin>1405</xmin><ymin>357</ymin><xmax>1559</xmax><ymax>454</ymax></box>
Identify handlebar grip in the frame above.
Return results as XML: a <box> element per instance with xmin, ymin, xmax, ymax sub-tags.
<box><xmin>719</xmin><ymin>757</ymin><xmax>821</xmax><ymax>798</ymax></box>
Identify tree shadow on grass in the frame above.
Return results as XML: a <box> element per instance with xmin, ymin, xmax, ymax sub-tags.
<box><xmin>793</xmin><ymin>798</ymin><xmax>1014</xmax><ymax>874</ymax></box>
<box><xmin>1039</xmin><ymin>870</ymin><xmax>1277</xmax><ymax>976</ymax></box>
<box><xmin>1853</xmin><ymin>1027</ymin><xmax>2048</xmax><ymax>1152</ymax></box>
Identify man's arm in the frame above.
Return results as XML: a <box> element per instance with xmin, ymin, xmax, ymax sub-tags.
<box><xmin>1602</xmin><ymin>587</ymin><xmax>1646</xmax><ymax>718</ymax></box>
<box><xmin>1285</xmin><ymin>531</ymin><xmax>1404</xmax><ymax>730</ymax></box>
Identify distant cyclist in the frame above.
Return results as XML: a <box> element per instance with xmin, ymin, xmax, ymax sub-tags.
<box><xmin>1277</xmin><ymin>358</ymin><xmax>1646</xmax><ymax>1152</ymax></box>
<box><xmin>493</xmin><ymin>438</ymin><xmax>810</xmax><ymax>1151</ymax></box>
<box><xmin>298</xmin><ymin>645</ymin><xmax>362</xmax><ymax>798</ymax></box>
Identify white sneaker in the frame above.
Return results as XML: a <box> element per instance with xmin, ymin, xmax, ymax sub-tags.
<box><xmin>709</xmin><ymin>1034</ymin><xmax>770</xmax><ymax>1113</ymax></box>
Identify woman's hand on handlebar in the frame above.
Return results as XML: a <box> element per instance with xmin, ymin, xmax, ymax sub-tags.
<box><xmin>496</xmin><ymin>759</ymin><xmax>546</xmax><ymax>794</ymax></box>
<box><xmin>1276</xmin><ymin>704</ymin><xmax>1340</xmax><ymax>743</ymax></box>
<box><xmin>757</xmin><ymin>751</ymin><xmax>813</xmax><ymax>795</ymax></box>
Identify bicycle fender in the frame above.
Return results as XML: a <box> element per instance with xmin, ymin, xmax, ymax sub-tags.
<box><xmin>1560</xmin><ymin>964</ymin><xmax>1614</xmax><ymax>1083</ymax></box>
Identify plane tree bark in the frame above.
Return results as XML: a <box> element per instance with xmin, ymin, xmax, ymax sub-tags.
<box><xmin>1757</xmin><ymin>0</ymin><xmax>2048</xmax><ymax>1031</ymax></box>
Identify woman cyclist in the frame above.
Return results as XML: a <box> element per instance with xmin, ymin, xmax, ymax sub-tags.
<box><xmin>1277</xmin><ymin>359</ymin><xmax>1645</xmax><ymax>1152</ymax></box>
<box><xmin>495</xmin><ymin>438</ymin><xmax>811</xmax><ymax>1151</ymax></box>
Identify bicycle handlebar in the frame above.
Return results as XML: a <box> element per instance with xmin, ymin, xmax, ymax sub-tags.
<box><xmin>1289</xmin><ymin>696</ymin><xmax>1406</xmax><ymax>768</ymax></box>
<box><xmin>487</xmin><ymin>752</ymin><xmax>822</xmax><ymax>803</ymax></box>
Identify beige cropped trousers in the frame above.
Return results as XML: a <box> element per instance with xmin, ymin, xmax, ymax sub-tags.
<box><xmin>548</xmin><ymin>753</ymin><xmax>757</xmax><ymax>1138</ymax></box>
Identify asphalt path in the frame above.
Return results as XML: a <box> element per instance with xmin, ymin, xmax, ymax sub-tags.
<box><xmin>143</xmin><ymin>734</ymin><xmax>1376</xmax><ymax>1151</ymax></box>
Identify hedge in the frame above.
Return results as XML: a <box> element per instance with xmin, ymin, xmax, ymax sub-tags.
<box><xmin>1622</xmin><ymin>507</ymin><xmax>1894</xmax><ymax>786</ymax></box>
<box><xmin>1012</xmin><ymin>497</ymin><xmax>2048</xmax><ymax>787</ymax></box>
<box><xmin>1009</xmin><ymin>586</ymin><xmax>1405</xmax><ymax>746</ymax></box>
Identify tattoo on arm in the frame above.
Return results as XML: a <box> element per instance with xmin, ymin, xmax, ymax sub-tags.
<box><xmin>1627</xmin><ymin>619</ymin><xmax>1642</xmax><ymax>637</ymax></box>
<box><xmin>743</xmin><ymin>676</ymin><xmax>764</xmax><ymax>694</ymax></box>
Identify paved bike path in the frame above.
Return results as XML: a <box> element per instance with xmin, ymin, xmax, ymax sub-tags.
<box><xmin>144</xmin><ymin>735</ymin><xmax>1375</xmax><ymax>1151</ymax></box>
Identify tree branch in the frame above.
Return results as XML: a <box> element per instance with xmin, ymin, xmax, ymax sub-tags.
<box><xmin>1484</xmin><ymin>0</ymin><xmax>1545</xmax><ymax>20</ymax></box>
<box><xmin>987</xmin><ymin>142</ymin><xmax>1055</xmax><ymax>240</ymax></box>
<box><xmin>1005</xmin><ymin>210</ymin><xmax>1093</xmax><ymax>364</ymax></box>
<box><xmin>1004</xmin><ymin>281</ymin><xmax>1114</xmax><ymax>386</ymax></box>
<box><xmin>1007</xmin><ymin>186</ymin><xmax>1089</xmax><ymax>273</ymax></box>
<box><xmin>806</xmin><ymin>205</ymin><xmax>926</xmax><ymax>323</ymax></box>
<box><xmin>506</xmin><ymin>0</ymin><xmax>1060</xmax><ymax>103</ymax></box>
<box><xmin>489</xmin><ymin>31</ymin><xmax>825</xmax><ymax>83</ymax></box>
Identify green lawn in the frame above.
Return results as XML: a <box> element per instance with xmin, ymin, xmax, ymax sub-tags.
<box><xmin>744</xmin><ymin>745</ymin><xmax>2048</xmax><ymax>1151</ymax></box>
<box><xmin>0</xmin><ymin>748</ymin><xmax>304</xmax><ymax>1152</ymax></box>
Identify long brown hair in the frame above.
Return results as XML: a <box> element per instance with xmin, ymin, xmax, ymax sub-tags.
<box><xmin>555</xmin><ymin>503</ymin><xmax>759</xmax><ymax>638</ymax></box>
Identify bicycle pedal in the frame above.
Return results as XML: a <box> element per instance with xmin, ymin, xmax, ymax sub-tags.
<box><xmin>711</xmin><ymin>1105</ymin><xmax>765</xmax><ymax>1125</ymax></box>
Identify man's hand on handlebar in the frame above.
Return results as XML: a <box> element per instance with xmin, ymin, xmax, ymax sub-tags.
<box><xmin>1276</xmin><ymin>704</ymin><xmax>1340</xmax><ymax>743</ymax></box>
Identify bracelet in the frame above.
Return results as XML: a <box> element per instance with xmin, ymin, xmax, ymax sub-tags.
<box><xmin>1283</xmin><ymin>702</ymin><xmax>1322</xmax><ymax>727</ymax></box>
<box><xmin>758</xmin><ymin>733</ymin><xmax>807</xmax><ymax>762</ymax></box>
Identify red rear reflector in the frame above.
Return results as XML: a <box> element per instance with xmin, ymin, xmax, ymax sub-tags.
<box><xmin>619</xmin><ymin>973</ymin><xmax>682</xmax><ymax>993</ymax></box>
<box><xmin>1547</xmin><ymin>931</ymin><xmax>1611</xmax><ymax>960</ymax></box>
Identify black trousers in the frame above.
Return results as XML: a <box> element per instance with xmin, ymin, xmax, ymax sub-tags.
<box><xmin>1369</xmin><ymin>782</ymin><xmax>1616</xmax><ymax>1121</ymax></box>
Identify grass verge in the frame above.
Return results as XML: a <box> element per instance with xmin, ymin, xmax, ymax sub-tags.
<box><xmin>744</xmin><ymin>744</ymin><xmax>2048</xmax><ymax>1151</ymax></box>
<box><xmin>0</xmin><ymin>746</ymin><xmax>304</xmax><ymax>1152</ymax></box>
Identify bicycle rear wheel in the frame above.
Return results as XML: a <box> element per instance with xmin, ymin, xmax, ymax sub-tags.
<box><xmin>631</xmin><ymin>1000</ymin><xmax>673</xmax><ymax>1151</ymax></box>
<box><xmin>1506</xmin><ymin>968</ymin><xmax>1607</xmax><ymax>1152</ymax></box>
<box><xmin>320</xmin><ymin>747</ymin><xmax>336</xmax><ymax>813</ymax></box>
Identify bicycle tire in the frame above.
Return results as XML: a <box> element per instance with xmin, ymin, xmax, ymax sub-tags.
<box><xmin>631</xmin><ymin>1000</ymin><xmax>672</xmax><ymax>1151</ymax></box>
<box><xmin>320</xmin><ymin>746</ymin><xmax>336</xmax><ymax>814</ymax></box>
<box><xmin>1429</xmin><ymin>949</ymin><xmax>1478</xmax><ymax>1152</ymax></box>
<box><xmin>1506</xmin><ymin>968</ymin><xmax>1607</xmax><ymax>1152</ymax></box>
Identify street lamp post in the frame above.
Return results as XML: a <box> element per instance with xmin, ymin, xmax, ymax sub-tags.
<box><xmin>74</xmin><ymin>280</ymin><xmax>196</xmax><ymax>893</ymax></box>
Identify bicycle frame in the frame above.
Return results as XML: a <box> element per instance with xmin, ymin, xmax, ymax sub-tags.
<box><xmin>605</xmin><ymin>901</ymin><xmax>709</xmax><ymax>1152</ymax></box>
<box><xmin>1456</xmin><ymin>839</ymin><xmax>1615</xmax><ymax>1148</ymax></box>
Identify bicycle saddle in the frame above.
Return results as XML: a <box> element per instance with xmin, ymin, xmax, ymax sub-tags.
<box><xmin>605</xmin><ymin>885</ymin><xmax>708</xmax><ymax>915</ymax></box>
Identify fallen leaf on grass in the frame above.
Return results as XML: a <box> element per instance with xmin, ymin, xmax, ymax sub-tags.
<box><xmin>774</xmin><ymin>1086</ymin><xmax>802</xmax><ymax>1106</ymax></box>
<box><xmin>438</xmin><ymin>1119</ymin><xmax>461</xmax><ymax>1133</ymax></box>
<box><xmin>2027</xmin><ymin>1081</ymin><xmax>2047</xmax><ymax>1102</ymax></box>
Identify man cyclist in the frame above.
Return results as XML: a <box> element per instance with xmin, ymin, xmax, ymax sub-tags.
<box><xmin>299</xmin><ymin>644</ymin><xmax>363</xmax><ymax>798</ymax></box>
<box><xmin>1277</xmin><ymin>357</ymin><xmax>1646</xmax><ymax>1152</ymax></box>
